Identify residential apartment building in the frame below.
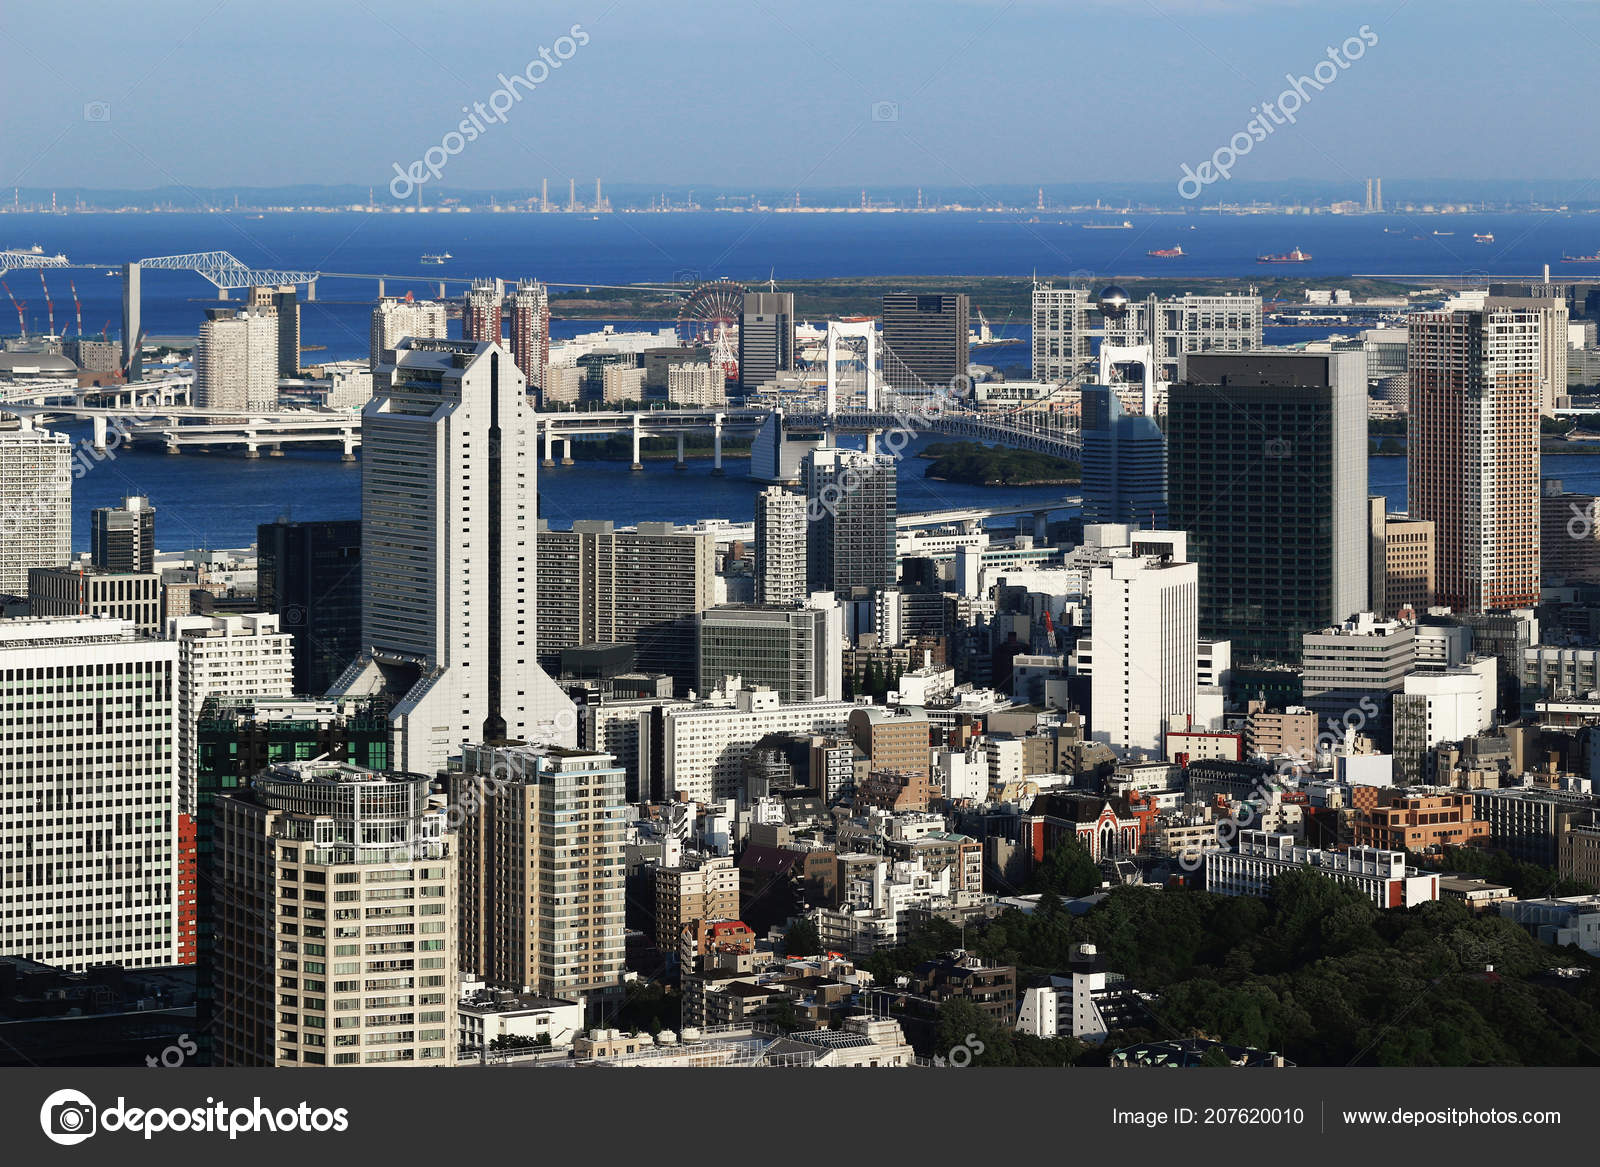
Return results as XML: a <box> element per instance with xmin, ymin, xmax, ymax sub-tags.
<box><xmin>0</xmin><ymin>423</ymin><xmax>71</xmax><ymax>595</ymax></box>
<box><xmin>653</xmin><ymin>855</ymin><xmax>740</xmax><ymax>952</ymax></box>
<box><xmin>1351</xmin><ymin>792</ymin><xmax>1490</xmax><ymax>852</ymax></box>
<box><xmin>212</xmin><ymin>761</ymin><xmax>458</xmax><ymax>1066</ymax></box>
<box><xmin>754</xmin><ymin>487</ymin><xmax>808</xmax><ymax>606</ymax></box>
<box><xmin>196</xmin><ymin>307</ymin><xmax>277</xmax><ymax>411</ymax></box>
<box><xmin>804</xmin><ymin>448</ymin><xmax>897</xmax><ymax>593</ymax></box>
<box><xmin>1409</xmin><ymin>305</ymin><xmax>1543</xmax><ymax>611</ymax></box>
<box><xmin>1039</xmin><ymin>287</ymin><xmax>1262</xmax><ymax>386</ymax></box>
<box><xmin>535</xmin><ymin>519</ymin><xmax>718</xmax><ymax>680</ymax></box>
<box><xmin>369</xmin><ymin>297</ymin><xmax>448</xmax><ymax>371</ymax></box>
<box><xmin>452</xmin><ymin>744</ymin><xmax>627</xmax><ymax>999</ymax></box>
<box><xmin>1088</xmin><ymin>549</ymin><xmax>1198</xmax><ymax>753</ymax></box>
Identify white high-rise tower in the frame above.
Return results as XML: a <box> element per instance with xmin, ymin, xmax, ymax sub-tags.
<box><xmin>331</xmin><ymin>338</ymin><xmax>576</xmax><ymax>775</ymax></box>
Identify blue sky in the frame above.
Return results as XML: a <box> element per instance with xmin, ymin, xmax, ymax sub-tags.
<box><xmin>0</xmin><ymin>0</ymin><xmax>1594</xmax><ymax>192</ymax></box>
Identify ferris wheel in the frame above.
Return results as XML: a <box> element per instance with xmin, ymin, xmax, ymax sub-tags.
<box><xmin>675</xmin><ymin>278</ymin><xmax>747</xmax><ymax>346</ymax></box>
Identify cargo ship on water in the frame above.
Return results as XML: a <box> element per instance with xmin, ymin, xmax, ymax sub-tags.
<box><xmin>1257</xmin><ymin>247</ymin><xmax>1312</xmax><ymax>264</ymax></box>
<box><xmin>1563</xmin><ymin>250</ymin><xmax>1600</xmax><ymax>263</ymax></box>
<box><xmin>1146</xmin><ymin>245</ymin><xmax>1185</xmax><ymax>258</ymax></box>
<box><xmin>1082</xmin><ymin>219</ymin><xmax>1133</xmax><ymax>230</ymax></box>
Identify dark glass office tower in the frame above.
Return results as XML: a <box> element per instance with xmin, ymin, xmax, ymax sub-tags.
<box><xmin>90</xmin><ymin>495</ymin><xmax>156</xmax><ymax>573</ymax></box>
<box><xmin>1168</xmin><ymin>351</ymin><xmax>1366</xmax><ymax>662</ymax></box>
<box><xmin>881</xmin><ymin>291</ymin><xmax>969</xmax><ymax>392</ymax></box>
<box><xmin>738</xmin><ymin>292</ymin><xmax>794</xmax><ymax>393</ymax></box>
<box><xmin>256</xmin><ymin>518</ymin><xmax>362</xmax><ymax>694</ymax></box>
<box><xmin>1080</xmin><ymin>387</ymin><xmax>1168</xmax><ymax>528</ymax></box>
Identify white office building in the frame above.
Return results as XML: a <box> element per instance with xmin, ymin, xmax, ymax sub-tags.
<box><xmin>0</xmin><ymin>422</ymin><xmax>71</xmax><ymax>596</ymax></box>
<box><xmin>331</xmin><ymin>338</ymin><xmax>576</xmax><ymax>778</ymax></box>
<box><xmin>652</xmin><ymin>684</ymin><xmax>857</xmax><ymax>803</ymax></box>
<box><xmin>1088</xmin><ymin>548</ymin><xmax>1199</xmax><ymax>754</ymax></box>
<box><xmin>0</xmin><ymin>617</ymin><xmax>180</xmax><ymax>970</ymax></box>
<box><xmin>196</xmin><ymin>307</ymin><xmax>278</xmax><ymax>411</ymax></box>
<box><xmin>1205</xmin><ymin>830</ymin><xmax>1439</xmax><ymax>907</ymax></box>
<box><xmin>169</xmin><ymin>613</ymin><xmax>295</xmax><ymax>814</ymax></box>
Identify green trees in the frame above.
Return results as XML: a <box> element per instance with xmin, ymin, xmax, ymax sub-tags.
<box><xmin>860</xmin><ymin>871</ymin><xmax>1600</xmax><ymax>1065</ymax></box>
<box><xmin>784</xmin><ymin>916</ymin><xmax>822</xmax><ymax>958</ymax></box>
<box><xmin>1026</xmin><ymin>837</ymin><xmax>1101</xmax><ymax>899</ymax></box>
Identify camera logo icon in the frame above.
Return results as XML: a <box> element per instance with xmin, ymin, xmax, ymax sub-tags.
<box><xmin>40</xmin><ymin>1088</ymin><xmax>97</xmax><ymax>1146</ymax></box>
<box><xmin>83</xmin><ymin>102</ymin><xmax>112</xmax><ymax>123</ymax></box>
<box><xmin>871</xmin><ymin>101</ymin><xmax>899</xmax><ymax>122</ymax></box>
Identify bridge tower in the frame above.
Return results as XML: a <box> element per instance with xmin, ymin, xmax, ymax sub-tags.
<box><xmin>824</xmin><ymin>319</ymin><xmax>879</xmax><ymax>415</ymax></box>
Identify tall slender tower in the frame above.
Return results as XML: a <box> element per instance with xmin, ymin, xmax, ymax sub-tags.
<box><xmin>507</xmin><ymin>279</ymin><xmax>550</xmax><ymax>398</ymax></box>
<box><xmin>330</xmin><ymin>338</ymin><xmax>576</xmax><ymax>776</ymax></box>
<box><xmin>462</xmin><ymin>278</ymin><xmax>503</xmax><ymax>344</ymax></box>
<box><xmin>754</xmin><ymin>486</ymin><xmax>808</xmax><ymax>605</ymax></box>
<box><xmin>1408</xmin><ymin>304</ymin><xmax>1542</xmax><ymax>612</ymax></box>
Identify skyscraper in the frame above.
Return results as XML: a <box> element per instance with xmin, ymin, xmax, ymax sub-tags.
<box><xmin>462</xmin><ymin>278</ymin><xmax>504</xmax><ymax>344</ymax></box>
<box><xmin>507</xmin><ymin>278</ymin><xmax>550</xmax><ymax>399</ymax></box>
<box><xmin>0</xmin><ymin>617</ymin><xmax>180</xmax><ymax>971</ymax></box>
<box><xmin>452</xmin><ymin>743</ymin><xmax>626</xmax><ymax>998</ymax></box>
<box><xmin>1088</xmin><ymin>548</ymin><xmax>1198</xmax><ymax>754</ymax></box>
<box><xmin>369</xmin><ymin>296</ymin><xmax>448</xmax><ymax>371</ymax></box>
<box><xmin>213</xmin><ymin>760</ymin><xmax>459</xmax><ymax>1066</ymax></box>
<box><xmin>754</xmin><ymin>486</ymin><xmax>808</xmax><ymax>605</ymax></box>
<box><xmin>196</xmin><ymin>307</ymin><xmax>278</xmax><ymax>410</ymax></box>
<box><xmin>0</xmin><ymin>422</ymin><xmax>71</xmax><ymax>595</ymax></box>
<box><xmin>738</xmin><ymin>292</ymin><xmax>794</xmax><ymax>393</ymax></box>
<box><xmin>248</xmin><ymin>284</ymin><xmax>301</xmax><ymax>378</ymax></box>
<box><xmin>1038</xmin><ymin>289</ymin><xmax>1262</xmax><ymax>386</ymax></box>
<box><xmin>804</xmin><ymin>447</ymin><xmax>898</xmax><ymax>593</ymax></box>
<box><xmin>1080</xmin><ymin>386</ymin><xmax>1168</xmax><ymax>527</ymax></box>
<box><xmin>1409</xmin><ymin>304</ymin><xmax>1543</xmax><ymax>612</ymax></box>
<box><xmin>881</xmin><ymin>292</ymin><xmax>969</xmax><ymax>392</ymax></box>
<box><xmin>1168</xmin><ymin>352</ymin><xmax>1367</xmax><ymax>661</ymax></box>
<box><xmin>533</xmin><ymin>519</ymin><xmax>717</xmax><ymax>680</ymax></box>
<box><xmin>91</xmin><ymin>494</ymin><xmax>156</xmax><ymax>573</ymax></box>
<box><xmin>330</xmin><ymin>338</ymin><xmax>576</xmax><ymax>777</ymax></box>
<box><xmin>257</xmin><ymin>517</ymin><xmax>363</xmax><ymax>694</ymax></box>
<box><xmin>1031</xmin><ymin>282</ymin><xmax>1090</xmax><ymax>383</ymax></box>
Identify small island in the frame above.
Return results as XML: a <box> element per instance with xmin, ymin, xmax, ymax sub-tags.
<box><xmin>919</xmin><ymin>441</ymin><xmax>1081</xmax><ymax>486</ymax></box>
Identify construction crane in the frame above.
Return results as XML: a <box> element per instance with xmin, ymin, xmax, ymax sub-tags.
<box><xmin>37</xmin><ymin>270</ymin><xmax>55</xmax><ymax>336</ymax></box>
<box><xmin>68</xmin><ymin>280</ymin><xmax>82</xmax><ymax>339</ymax></box>
<box><xmin>1</xmin><ymin>280</ymin><xmax>26</xmax><ymax>336</ymax></box>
